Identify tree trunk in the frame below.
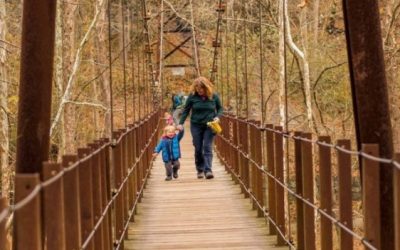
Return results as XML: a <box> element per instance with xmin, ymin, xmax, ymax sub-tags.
<box><xmin>62</xmin><ymin>0</ymin><xmax>77</xmax><ymax>154</ymax></box>
<box><xmin>55</xmin><ymin>0</ymin><xmax>65</xmax><ymax>159</ymax></box>
<box><xmin>284</xmin><ymin>0</ymin><xmax>314</xmax><ymax>132</ymax></box>
<box><xmin>278</xmin><ymin>0</ymin><xmax>286</xmax><ymax>128</ymax></box>
<box><xmin>95</xmin><ymin>0</ymin><xmax>111</xmax><ymax>137</ymax></box>
<box><xmin>0</xmin><ymin>0</ymin><xmax>10</xmax><ymax>198</ymax></box>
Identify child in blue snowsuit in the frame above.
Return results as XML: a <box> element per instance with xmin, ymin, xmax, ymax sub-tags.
<box><xmin>153</xmin><ymin>125</ymin><xmax>184</xmax><ymax>181</ymax></box>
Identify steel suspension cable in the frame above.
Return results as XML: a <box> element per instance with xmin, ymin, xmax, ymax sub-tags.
<box><xmin>225</xmin><ymin>14</ymin><xmax>230</xmax><ymax>110</ymax></box>
<box><xmin>211</xmin><ymin>0</ymin><xmax>225</xmax><ymax>82</ymax></box>
<box><xmin>283</xmin><ymin>0</ymin><xmax>291</xmax><ymax>241</ymax></box>
<box><xmin>141</xmin><ymin>0</ymin><xmax>156</xmax><ymax>112</ymax></box>
<box><xmin>159</xmin><ymin>0</ymin><xmax>164</xmax><ymax>107</ymax></box>
<box><xmin>137</xmin><ymin>7</ymin><xmax>142</xmax><ymax>120</ymax></box>
<box><xmin>259</xmin><ymin>2</ymin><xmax>264</xmax><ymax>124</ymax></box>
<box><xmin>233</xmin><ymin>1</ymin><xmax>239</xmax><ymax>117</ymax></box>
<box><xmin>188</xmin><ymin>0</ymin><xmax>201</xmax><ymax>76</ymax></box>
<box><xmin>220</xmin><ymin>25</ymin><xmax>224</xmax><ymax>106</ymax></box>
<box><xmin>121</xmin><ymin>0</ymin><xmax>128</xmax><ymax>127</ymax></box>
<box><xmin>107</xmin><ymin>0</ymin><xmax>114</xmax><ymax>140</ymax></box>
<box><xmin>243</xmin><ymin>0</ymin><xmax>248</xmax><ymax>119</ymax></box>
<box><xmin>130</xmin><ymin>8</ymin><xmax>137</xmax><ymax>122</ymax></box>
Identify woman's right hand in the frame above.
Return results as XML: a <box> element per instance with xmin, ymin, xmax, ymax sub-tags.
<box><xmin>176</xmin><ymin>124</ymin><xmax>184</xmax><ymax>131</ymax></box>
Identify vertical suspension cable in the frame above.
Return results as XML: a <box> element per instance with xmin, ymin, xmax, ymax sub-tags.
<box><xmin>107</xmin><ymin>0</ymin><xmax>114</xmax><ymax>139</ymax></box>
<box><xmin>145</xmin><ymin>47</ymin><xmax>149</xmax><ymax>114</ymax></box>
<box><xmin>259</xmin><ymin>1</ymin><xmax>264</xmax><ymax>124</ymax></box>
<box><xmin>189</xmin><ymin>0</ymin><xmax>201</xmax><ymax>76</ymax></box>
<box><xmin>211</xmin><ymin>0</ymin><xmax>224</xmax><ymax>82</ymax></box>
<box><xmin>141</xmin><ymin>0</ymin><xmax>156</xmax><ymax>112</ymax></box>
<box><xmin>131</xmin><ymin>8</ymin><xmax>136</xmax><ymax>122</ymax></box>
<box><xmin>243</xmin><ymin>0</ymin><xmax>248</xmax><ymax>119</ymax></box>
<box><xmin>143</xmin><ymin>43</ymin><xmax>147</xmax><ymax>115</ymax></box>
<box><xmin>233</xmin><ymin>3</ymin><xmax>239</xmax><ymax>117</ymax></box>
<box><xmin>159</xmin><ymin>0</ymin><xmax>164</xmax><ymax>107</ymax></box>
<box><xmin>121</xmin><ymin>0</ymin><xmax>127</xmax><ymax>127</ymax></box>
<box><xmin>225</xmin><ymin>14</ymin><xmax>230</xmax><ymax>111</ymax></box>
<box><xmin>283</xmin><ymin>0</ymin><xmax>291</xmax><ymax>241</ymax></box>
<box><xmin>220</xmin><ymin>24</ymin><xmax>224</xmax><ymax>107</ymax></box>
<box><xmin>137</xmin><ymin>8</ymin><xmax>142</xmax><ymax>120</ymax></box>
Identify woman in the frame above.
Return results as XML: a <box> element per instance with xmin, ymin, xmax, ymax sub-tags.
<box><xmin>177</xmin><ymin>77</ymin><xmax>223</xmax><ymax>179</ymax></box>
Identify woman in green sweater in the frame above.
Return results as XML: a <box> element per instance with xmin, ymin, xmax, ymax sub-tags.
<box><xmin>177</xmin><ymin>77</ymin><xmax>223</xmax><ymax>179</ymax></box>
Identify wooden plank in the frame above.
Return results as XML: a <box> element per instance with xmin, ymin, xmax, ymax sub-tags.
<box><xmin>125</xmin><ymin>127</ymin><xmax>287</xmax><ymax>250</ymax></box>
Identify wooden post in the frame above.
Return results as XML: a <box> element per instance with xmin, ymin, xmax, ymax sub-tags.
<box><xmin>337</xmin><ymin>140</ymin><xmax>353</xmax><ymax>250</ymax></box>
<box><xmin>362</xmin><ymin>144</ymin><xmax>380</xmax><ymax>249</ymax></box>
<box><xmin>14</xmin><ymin>174</ymin><xmax>42</xmax><ymax>250</ymax></box>
<box><xmin>112</xmin><ymin>132</ymin><xmax>124</xmax><ymax>246</ymax></box>
<box><xmin>301</xmin><ymin>133</ymin><xmax>315</xmax><ymax>250</ymax></box>
<box><xmin>294</xmin><ymin>132</ymin><xmax>304</xmax><ymax>250</ymax></box>
<box><xmin>42</xmin><ymin>162</ymin><xmax>66</xmax><ymax>250</ymax></box>
<box><xmin>343</xmin><ymin>0</ymin><xmax>394</xmax><ymax>246</ymax></box>
<box><xmin>77</xmin><ymin>148</ymin><xmax>94</xmax><ymax>250</ymax></box>
<box><xmin>0</xmin><ymin>198</ymin><xmax>8</xmax><ymax>250</ymax></box>
<box><xmin>318</xmin><ymin>136</ymin><xmax>332</xmax><ymax>250</ymax></box>
<box><xmin>88</xmin><ymin>143</ymin><xmax>104</xmax><ymax>250</ymax></box>
<box><xmin>266</xmin><ymin>124</ymin><xmax>276</xmax><ymax>235</ymax></box>
<box><xmin>395</xmin><ymin>153</ymin><xmax>400</xmax><ymax>250</ymax></box>
<box><xmin>274</xmin><ymin>126</ymin><xmax>285</xmax><ymax>245</ymax></box>
<box><xmin>62</xmin><ymin>155</ymin><xmax>82</xmax><ymax>250</ymax></box>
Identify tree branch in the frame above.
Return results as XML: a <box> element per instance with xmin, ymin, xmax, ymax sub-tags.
<box><xmin>50</xmin><ymin>0</ymin><xmax>106</xmax><ymax>136</ymax></box>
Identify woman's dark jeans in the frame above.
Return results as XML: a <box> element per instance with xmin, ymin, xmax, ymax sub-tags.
<box><xmin>190</xmin><ymin>123</ymin><xmax>215</xmax><ymax>173</ymax></box>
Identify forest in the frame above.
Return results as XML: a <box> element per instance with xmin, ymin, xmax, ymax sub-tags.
<box><xmin>1</xmin><ymin>0</ymin><xmax>400</xmax><ymax>248</ymax></box>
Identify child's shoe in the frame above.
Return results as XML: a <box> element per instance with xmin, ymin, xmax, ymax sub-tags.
<box><xmin>173</xmin><ymin>169</ymin><xmax>179</xmax><ymax>179</ymax></box>
<box><xmin>165</xmin><ymin>176</ymin><xmax>172</xmax><ymax>181</ymax></box>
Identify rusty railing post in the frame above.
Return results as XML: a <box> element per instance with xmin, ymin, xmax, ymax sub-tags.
<box><xmin>42</xmin><ymin>162</ymin><xmax>66</xmax><ymax>250</ymax></box>
<box><xmin>14</xmin><ymin>174</ymin><xmax>42</xmax><ymax>250</ymax></box>
<box><xmin>301</xmin><ymin>133</ymin><xmax>315</xmax><ymax>250</ymax></box>
<box><xmin>294</xmin><ymin>132</ymin><xmax>304</xmax><ymax>250</ymax></box>
<box><xmin>266</xmin><ymin>124</ymin><xmax>276</xmax><ymax>235</ymax></box>
<box><xmin>274</xmin><ymin>126</ymin><xmax>285</xmax><ymax>245</ymax></box>
<box><xmin>337</xmin><ymin>140</ymin><xmax>353</xmax><ymax>250</ymax></box>
<box><xmin>395</xmin><ymin>153</ymin><xmax>400</xmax><ymax>250</ymax></box>
<box><xmin>112</xmin><ymin>131</ymin><xmax>124</xmax><ymax>246</ymax></box>
<box><xmin>0</xmin><ymin>198</ymin><xmax>7</xmax><ymax>250</ymax></box>
<box><xmin>77</xmin><ymin>148</ymin><xmax>94</xmax><ymax>250</ymax></box>
<box><xmin>62</xmin><ymin>155</ymin><xmax>82</xmax><ymax>249</ymax></box>
<box><xmin>318</xmin><ymin>136</ymin><xmax>332</xmax><ymax>250</ymax></box>
<box><xmin>14</xmin><ymin>0</ymin><xmax>57</xmax><ymax>247</ymax></box>
<box><xmin>342</xmin><ymin>0</ymin><xmax>394</xmax><ymax>246</ymax></box>
<box><xmin>88</xmin><ymin>143</ymin><xmax>104</xmax><ymax>250</ymax></box>
<box><xmin>362</xmin><ymin>144</ymin><xmax>381</xmax><ymax>249</ymax></box>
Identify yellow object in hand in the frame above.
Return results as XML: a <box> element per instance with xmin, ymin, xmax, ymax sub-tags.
<box><xmin>207</xmin><ymin>120</ymin><xmax>222</xmax><ymax>134</ymax></box>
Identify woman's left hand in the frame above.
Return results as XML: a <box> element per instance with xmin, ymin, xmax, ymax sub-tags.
<box><xmin>213</xmin><ymin>117</ymin><xmax>220</xmax><ymax>123</ymax></box>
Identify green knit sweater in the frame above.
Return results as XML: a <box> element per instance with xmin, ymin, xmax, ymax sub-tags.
<box><xmin>179</xmin><ymin>93</ymin><xmax>223</xmax><ymax>125</ymax></box>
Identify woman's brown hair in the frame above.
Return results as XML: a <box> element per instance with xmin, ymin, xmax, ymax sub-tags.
<box><xmin>190</xmin><ymin>76</ymin><xmax>214</xmax><ymax>99</ymax></box>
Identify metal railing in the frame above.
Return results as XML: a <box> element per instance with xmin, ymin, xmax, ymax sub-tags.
<box><xmin>215</xmin><ymin>114</ymin><xmax>400</xmax><ymax>250</ymax></box>
<box><xmin>0</xmin><ymin>109</ymin><xmax>161</xmax><ymax>250</ymax></box>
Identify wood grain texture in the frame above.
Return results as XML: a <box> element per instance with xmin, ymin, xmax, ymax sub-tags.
<box><xmin>125</xmin><ymin>131</ymin><xmax>288</xmax><ymax>250</ymax></box>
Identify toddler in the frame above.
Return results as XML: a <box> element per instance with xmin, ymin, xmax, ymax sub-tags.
<box><xmin>153</xmin><ymin>125</ymin><xmax>184</xmax><ymax>181</ymax></box>
<box><xmin>164</xmin><ymin>112</ymin><xmax>174</xmax><ymax>125</ymax></box>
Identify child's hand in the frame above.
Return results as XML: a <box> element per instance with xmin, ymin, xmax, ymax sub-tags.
<box><xmin>176</xmin><ymin>124</ymin><xmax>183</xmax><ymax>131</ymax></box>
<box><xmin>152</xmin><ymin>153</ymin><xmax>158</xmax><ymax>157</ymax></box>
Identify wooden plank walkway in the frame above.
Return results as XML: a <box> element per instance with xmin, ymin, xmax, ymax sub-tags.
<box><xmin>125</xmin><ymin>130</ymin><xmax>287</xmax><ymax>250</ymax></box>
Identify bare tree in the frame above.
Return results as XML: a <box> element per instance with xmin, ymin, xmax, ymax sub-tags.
<box><xmin>0</xmin><ymin>0</ymin><xmax>10</xmax><ymax>198</ymax></box>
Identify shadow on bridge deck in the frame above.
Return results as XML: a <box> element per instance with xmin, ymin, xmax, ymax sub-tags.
<box><xmin>125</xmin><ymin>129</ymin><xmax>288</xmax><ymax>250</ymax></box>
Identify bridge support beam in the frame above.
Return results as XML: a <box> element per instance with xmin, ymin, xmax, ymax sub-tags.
<box><xmin>342</xmin><ymin>0</ymin><xmax>394</xmax><ymax>248</ymax></box>
<box><xmin>15</xmin><ymin>0</ymin><xmax>57</xmax><ymax>173</ymax></box>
